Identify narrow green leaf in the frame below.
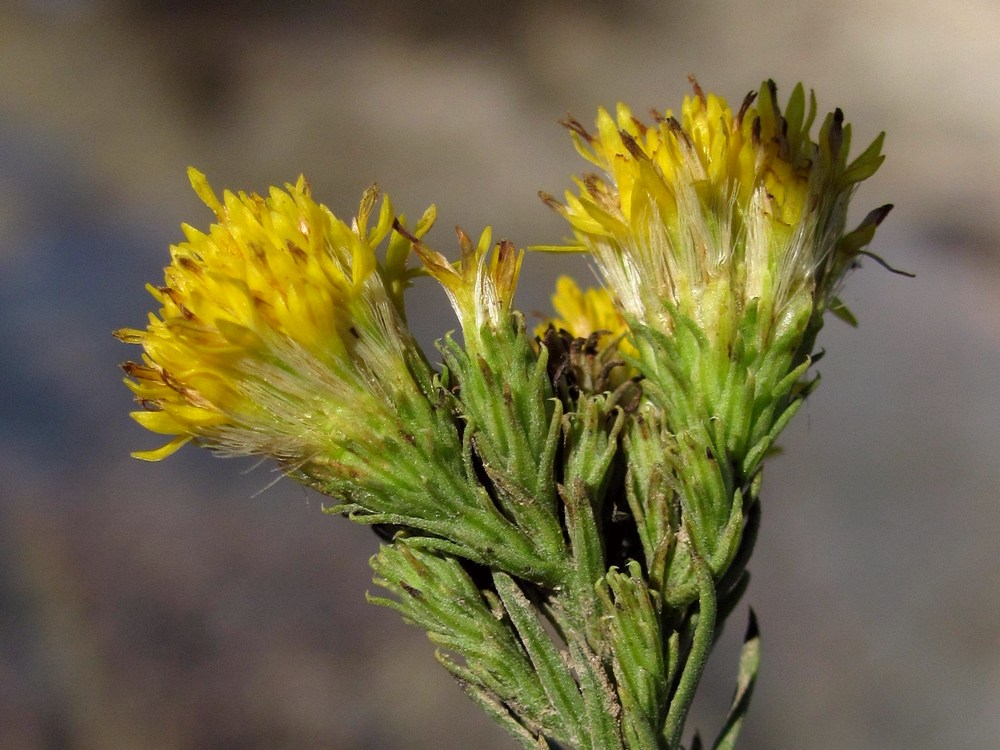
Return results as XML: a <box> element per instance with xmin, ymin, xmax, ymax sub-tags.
<box><xmin>711</xmin><ymin>610</ymin><xmax>761</xmax><ymax>750</ymax></box>
<box><xmin>783</xmin><ymin>83</ymin><xmax>806</xmax><ymax>149</ymax></box>
<box><xmin>836</xmin><ymin>204</ymin><xmax>893</xmax><ymax>257</ymax></box>
<box><xmin>570</xmin><ymin>639</ymin><xmax>625</xmax><ymax>750</ymax></box>
<box><xmin>459</xmin><ymin>678</ymin><xmax>545</xmax><ymax>750</ymax></box>
<box><xmin>602</xmin><ymin>564</ymin><xmax>667</xmax><ymax>750</ymax></box>
<box><xmin>560</xmin><ymin>478</ymin><xmax>608</xmax><ymax>613</ymax></box>
<box><xmin>493</xmin><ymin>572</ymin><xmax>585</xmax><ymax>747</ymax></box>
<box><xmin>839</xmin><ymin>132</ymin><xmax>886</xmax><ymax>187</ymax></box>
<box><xmin>662</xmin><ymin>551</ymin><xmax>717</xmax><ymax>750</ymax></box>
<box><xmin>802</xmin><ymin>88</ymin><xmax>818</xmax><ymax>140</ymax></box>
<box><xmin>828</xmin><ymin>297</ymin><xmax>859</xmax><ymax>327</ymax></box>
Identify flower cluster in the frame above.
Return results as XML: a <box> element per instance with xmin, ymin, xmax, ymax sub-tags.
<box><xmin>117</xmin><ymin>80</ymin><xmax>895</xmax><ymax>750</ymax></box>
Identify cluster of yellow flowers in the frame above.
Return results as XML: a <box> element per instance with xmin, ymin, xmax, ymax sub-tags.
<box><xmin>116</xmin><ymin>79</ymin><xmax>896</xmax><ymax>750</ymax></box>
<box><xmin>119</xmin><ymin>80</ymin><xmax>888</xmax><ymax>476</ymax></box>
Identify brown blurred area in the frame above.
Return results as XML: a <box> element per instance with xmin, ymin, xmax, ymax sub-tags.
<box><xmin>1</xmin><ymin>1</ymin><xmax>998</xmax><ymax>748</ymax></box>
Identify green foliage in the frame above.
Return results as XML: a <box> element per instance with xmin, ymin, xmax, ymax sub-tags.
<box><xmin>365</xmin><ymin>297</ymin><xmax>789</xmax><ymax>748</ymax></box>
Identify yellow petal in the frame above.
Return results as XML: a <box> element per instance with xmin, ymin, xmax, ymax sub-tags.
<box><xmin>131</xmin><ymin>436</ymin><xmax>192</xmax><ymax>462</ymax></box>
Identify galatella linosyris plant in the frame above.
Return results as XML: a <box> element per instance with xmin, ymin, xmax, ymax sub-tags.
<box><xmin>117</xmin><ymin>79</ymin><xmax>902</xmax><ymax>749</ymax></box>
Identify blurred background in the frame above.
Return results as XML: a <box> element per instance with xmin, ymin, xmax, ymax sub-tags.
<box><xmin>2</xmin><ymin>0</ymin><xmax>998</xmax><ymax>748</ymax></box>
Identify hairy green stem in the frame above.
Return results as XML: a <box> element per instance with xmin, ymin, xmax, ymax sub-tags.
<box><xmin>662</xmin><ymin>552</ymin><xmax>718</xmax><ymax>750</ymax></box>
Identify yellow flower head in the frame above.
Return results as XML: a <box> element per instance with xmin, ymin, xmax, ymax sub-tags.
<box><xmin>539</xmin><ymin>79</ymin><xmax>890</xmax><ymax>339</ymax></box>
<box><xmin>117</xmin><ymin>168</ymin><xmax>430</xmax><ymax>462</ymax></box>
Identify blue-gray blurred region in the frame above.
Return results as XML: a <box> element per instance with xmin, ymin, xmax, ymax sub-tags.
<box><xmin>1</xmin><ymin>1</ymin><xmax>998</xmax><ymax>748</ymax></box>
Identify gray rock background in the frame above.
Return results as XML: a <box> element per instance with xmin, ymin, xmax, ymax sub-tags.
<box><xmin>1</xmin><ymin>1</ymin><xmax>997</xmax><ymax>748</ymax></box>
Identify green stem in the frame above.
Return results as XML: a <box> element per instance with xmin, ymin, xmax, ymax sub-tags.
<box><xmin>662</xmin><ymin>552</ymin><xmax>717</xmax><ymax>750</ymax></box>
